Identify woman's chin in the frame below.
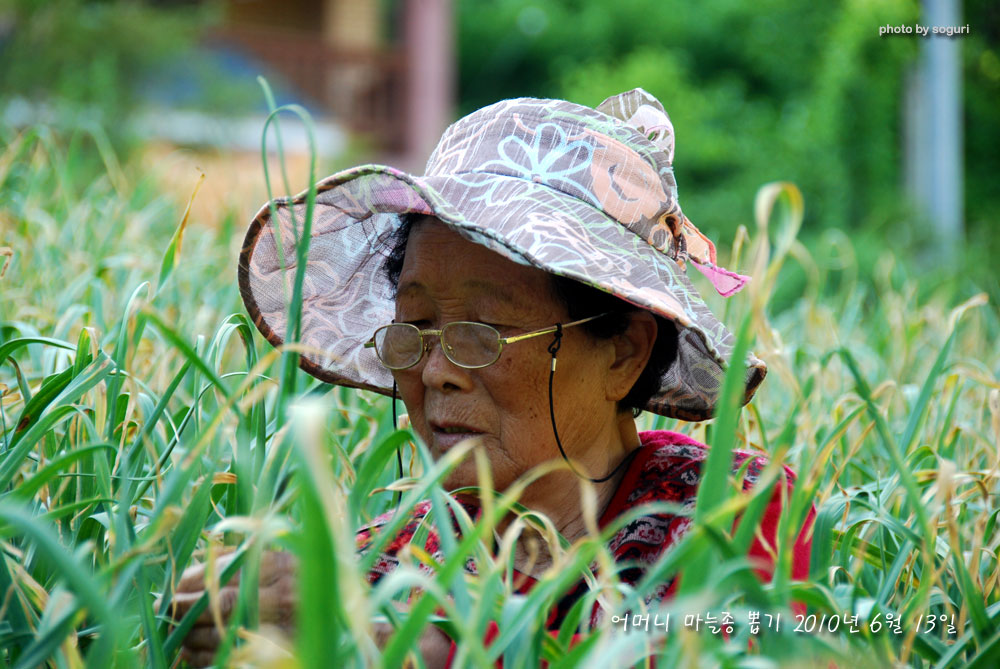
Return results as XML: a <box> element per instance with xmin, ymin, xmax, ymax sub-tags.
<box><xmin>424</xmin><ymin>434</ymin><xmax>515</xmax><ymax>493</ymax></box>
<box><xmin>440</xmin><ymin>457</ymin><xmax>485</xmax><ymax>492</ymax></box>
<box><xmin>427</xmin><ymin>432</ymin><xmax>488</xmax><ymax>464</ymax></box>
<box><xmin>440</xmin><ymin>454</ymin><xmax>513</xmax><ymax>495</ymax></box>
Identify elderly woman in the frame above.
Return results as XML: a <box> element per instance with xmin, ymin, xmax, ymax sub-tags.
<box><xmin>174</xmin><ymin>89</ymin><xmax>814</xmax><ymax>666</ymax></box>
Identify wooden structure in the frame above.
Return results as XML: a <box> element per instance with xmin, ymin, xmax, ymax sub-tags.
<box><xmin>211</xmin><ymin>0</ymin><xmax>452</xmax><ymax>165</ymax></box>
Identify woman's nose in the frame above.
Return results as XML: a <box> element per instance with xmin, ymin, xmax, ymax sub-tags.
<box><xmin>420</xmin><ymin>336</ymin><xmax>472</xmax><ymax>391</ymax></box>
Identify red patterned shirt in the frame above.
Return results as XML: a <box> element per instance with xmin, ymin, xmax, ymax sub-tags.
<box><xmin>355</xmin><ymin>430</ymin><xmax>814</xmax><ymax>635</ymax></box>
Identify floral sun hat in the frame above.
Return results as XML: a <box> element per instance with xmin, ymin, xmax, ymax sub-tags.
<box><xmin>238</xmin><ymin>88</ymin><xmax>766</xmax><ymax>421</ymax></box>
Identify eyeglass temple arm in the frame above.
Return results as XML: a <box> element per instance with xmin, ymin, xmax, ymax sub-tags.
<box><xmin>500</xmin><ymin>312</ymin><xmax>610</xmax><ymax>345</ymax></box>
<box><xmin>364</xmin><ymin>314</ymin><xmax>609</xmax><ymax>347</ymax></box>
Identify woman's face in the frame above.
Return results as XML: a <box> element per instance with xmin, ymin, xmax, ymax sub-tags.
<box><xmin>392</xmin><ymin>219</ymin><xmax>625</xmax><ymax>492</ymax></box>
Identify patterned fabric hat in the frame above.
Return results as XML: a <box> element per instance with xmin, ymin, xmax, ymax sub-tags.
<box><xmin>238</xmin><ymin>88</ymin><xmax>766</xmax><ymax>421</ymax></box>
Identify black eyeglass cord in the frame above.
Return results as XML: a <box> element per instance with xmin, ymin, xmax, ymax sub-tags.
<box><xmin>392</xmin><ymin>381</ymin><xmax>403</xmax><ymax>508</ymax></box>
<box><xmin>547</xmin><ymin>325</ymin><xmax>634</xmax><ymax>484</ymax></box>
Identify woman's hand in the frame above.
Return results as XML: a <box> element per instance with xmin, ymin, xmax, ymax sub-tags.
<box><xmin>372</xmin><ymin>602</ymin><xmax>454</xmax><ymax>669</ymax></box>
<box><xmin>167</xmin><ymin>549</ymin><xmax>452</xmax><ymax>667</ymax></box>
<box><xmin>167</xmin><ymin>549</ymin><xmax>298</xmax><ymax>667</ymax></box>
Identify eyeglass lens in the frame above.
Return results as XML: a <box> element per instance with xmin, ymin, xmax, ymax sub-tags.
<box><xmin>443</xmin><ymin>322</ymin><xmax>501</xmax><ymax>367</ymax></box>
<box><xmin>373</xmin><ymin>322</ymin><xmax>502</xmax><ymax>369</ymax></box>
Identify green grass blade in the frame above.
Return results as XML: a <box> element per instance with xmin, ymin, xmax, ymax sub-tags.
<box><xmin>677</xmin><ymin>313</ymin><xmax>753</xmax><ymax>598</ymax></box>
<box><xmin>10</xmin><ymin>443</ymin><xmax>114</xmax><ymax>500</ymax></box>
<box><xmin>0</xmin><ymin>354</ymin><xmax>114</xmax><ymax>491</ymax></box>
<box><xmin>899</xmin><ymin>329</ymin><xmax>957</xmax><ymax>454</ymax></box>
<box><xmin>12</xmin><ymin>609</ymin><xmax>79</xmax><ymax>669</ymax></box>
<box><xmin>7</xmin><ymin>366</ymin><xmax>74</xmax><ymax>445</ymax></box>
<box><xmin>349</xmin><ymin>429</ymin><xmax>411</xmax><ymax>520</ymax></box>
<box><xmin>156</xmin><ymin>172</ymin><xmax>203</xmax><ymax>295</ymax></box>
<box><xmin>0</xmin><ymin>548</ymin><xmax>33</xmax><ymax>650</ymax></box>
<box><xmin>696</xmin><ymin>312</ymin><xmax>752</xmax><ymax>520</ymax></box>
<box><xmin>836</xmin><ymin>348</ymin><xmax>931</xmax><ymax>538</ymax></box>
<box><xmin>965</xmin><ymin>626</ymin><xmax>1000</xmax><ymax>669</ymax></box>
<box><xmin>0</xmin><ymin>503</ymin><xmax>122</xmax><ymax>664</ymax></box>
<box><xmin>104</xmin><ymin>282</ymin><xmax>149</xmax><ymax>441</ymax></box>
<box><xmin>0</xmin><ymin>336</ymin><xmax>76</xmax><ymax>368</ymax></box>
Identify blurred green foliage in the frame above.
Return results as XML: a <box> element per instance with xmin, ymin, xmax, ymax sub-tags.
<box><xmin>0</xmin><ymin>0</ymin><xmax>200</xmax><ymax>110</ymax></box>
<box><xmin>0</xmin><ymin>0</ymin><xmax>261</xmax><ymax>151</ymax></box>
<box><xmin>458</xmin><ymin>0</ymin><xmax>999</xmax><ymax>293</ymax></box>
<box><xmin>964</xmin><ymin>0</ymin><xmax>1000</xmax><ymax>245</ymax></box>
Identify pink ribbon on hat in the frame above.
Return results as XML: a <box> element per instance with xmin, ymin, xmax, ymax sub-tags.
<box><xmin>677</xmin><ymin>215</ymin><xmax>751</xmax><ymax>297</ymax></box>
<box><xmin>691</xmin><ymin>259</ymin><xmax>750</xmax><ymax>297</ymax></box>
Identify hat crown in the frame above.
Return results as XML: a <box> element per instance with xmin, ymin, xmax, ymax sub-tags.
<box><xmin>423</xmin><ymin>95</ymin><xmax>686</xmax><ymax>258</ymax></box>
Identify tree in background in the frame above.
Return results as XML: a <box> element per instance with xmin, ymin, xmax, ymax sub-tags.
<box><xmin>458</xmin><ymin>0</ymin><xmax>999</xmax><ymax>294</ymax></box>
<box><xmin>964</xmin><ymin>0</ymin><xmax>1000</xmax><ymax>252</ymax></box>
<box><xmin>0</xmin><ymin>0</ymin><xmax>261</xmax><ymax>152</ymax></box>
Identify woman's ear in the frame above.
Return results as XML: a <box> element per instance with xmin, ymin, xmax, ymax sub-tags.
<box><xmin>605</xmin><ymin>311</ymin><xmax>657</xmax><ymax>403</ymax></box>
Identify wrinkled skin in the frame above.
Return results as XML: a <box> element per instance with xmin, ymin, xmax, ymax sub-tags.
<box><xmin>172</xmin><ymin>217</ymin><xmax>657</xmax><ymax>666</ymax></box>
<box><xmin>166</xmin><ymin>550</ymin><xmax>298</xmax><ymax>667</ymax></box>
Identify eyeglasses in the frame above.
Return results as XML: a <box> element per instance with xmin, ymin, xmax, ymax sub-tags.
<box><xmin>364</xmin><ymin>313</ymin><xmax>609</xmax><ymax>370</ymax></box>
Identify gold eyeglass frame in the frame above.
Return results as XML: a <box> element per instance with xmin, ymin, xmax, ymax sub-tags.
<box><xmin>364</xmin><ymin>312</ymin><xmax>610</xmax><ymax>370</ymax></box>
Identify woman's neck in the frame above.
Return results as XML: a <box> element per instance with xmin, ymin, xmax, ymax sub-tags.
<box><xmin>503</xmin><ymin>413</ymin><xmax>641</xmax><ymax>576</ymax></box>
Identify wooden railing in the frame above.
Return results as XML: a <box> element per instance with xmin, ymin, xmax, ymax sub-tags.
<box><xmin>209</xmin><ymin>26</ymin><xmax>407</xmax><ymax>152</ymax></box>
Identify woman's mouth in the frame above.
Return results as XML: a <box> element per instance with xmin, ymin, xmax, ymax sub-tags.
<box><xmin>429</xmin><ymin>421</ymin><xmax>484</xmax><ymax>450</ymax></box>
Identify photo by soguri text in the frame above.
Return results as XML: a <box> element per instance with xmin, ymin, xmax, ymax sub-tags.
<box><xmin>878</xmin><ymin>23</ymin><xmax>970</xmax><ymax>36</ymax></box>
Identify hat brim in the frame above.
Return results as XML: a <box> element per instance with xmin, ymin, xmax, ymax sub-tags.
<box><xmin>238</xmin><ymin>165</ymin><xmax>765</xmax><ymax>420</ymax></box>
